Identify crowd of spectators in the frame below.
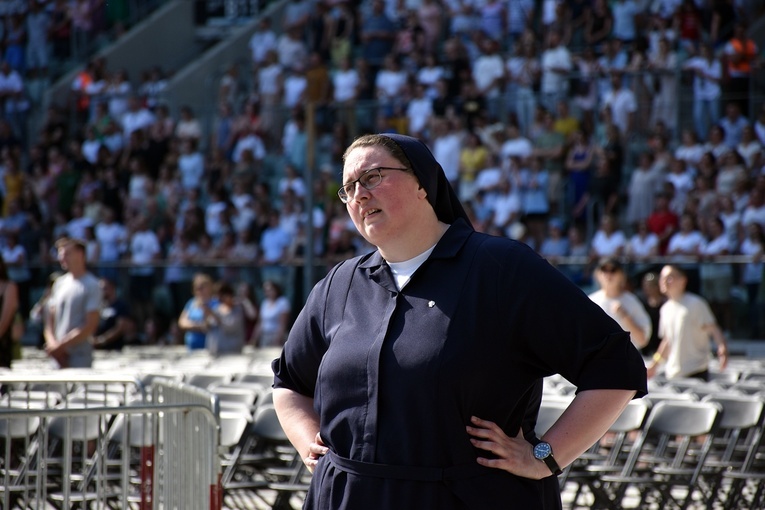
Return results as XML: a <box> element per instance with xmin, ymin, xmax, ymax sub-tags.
<box><xmin>1</xmin><ymin>0</ymin><xmax>765</xmax><ymax>343</ymax></box>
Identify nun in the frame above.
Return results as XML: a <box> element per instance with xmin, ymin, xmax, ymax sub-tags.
<box><xmin>272</xmin><ymin>133</ymin><xmax>647</xmax><ymax>509</ymax></box>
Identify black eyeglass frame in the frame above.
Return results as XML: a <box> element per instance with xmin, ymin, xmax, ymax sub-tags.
<box><xmin>337</xmin><ymin>167</ymin><xmax>409</xmax><ymax>203</ymax></box>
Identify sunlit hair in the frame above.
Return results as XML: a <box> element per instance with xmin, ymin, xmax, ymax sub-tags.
<box><xmin>342</xmin><ymin>134</ymin><xmax>412</xmax><ymax>172</ymax></box>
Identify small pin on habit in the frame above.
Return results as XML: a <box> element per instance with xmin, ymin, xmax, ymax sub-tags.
<box><xmin>428</xmin><ymin>301</ymin><xmax>435</xmax><ymax>308</ymax></box>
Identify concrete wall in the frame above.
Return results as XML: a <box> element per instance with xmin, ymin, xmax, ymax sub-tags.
<box><xmin>45</xmin><ymin>0</ymin><xmax>197</xmax><ymax>109</ymax></box>
<box><xmin>158</xmin><ymin>1</ymin><xmax>288</xmax><ymax>134</ymax></box>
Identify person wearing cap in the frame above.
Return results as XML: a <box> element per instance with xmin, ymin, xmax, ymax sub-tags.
<box><xmin>272</xmin><ymin>134</ymin><xmax>646</xmax><ymax>508</ymax></box>
<box><xmin>588</xmin><ymin>257</ymin><xmax>651</xmax><ymax>351</ymax></box>
<box><xmin>44</xmin><ymin>237</ymin><xmax>102</xmax><ymax>368</ymax></box>
<box><xmin>647</xmin><ymin>265</ymin><xmax>728</xmax><ymax>381</ymax></box>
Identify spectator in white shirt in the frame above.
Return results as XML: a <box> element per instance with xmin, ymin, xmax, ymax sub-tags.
<box><xmin>489</xmin><ymin>177</ymin><xmax>522</xmax><ymax>235</ymax></box>
<box><xmin>589</xmin><ymin>257</ymin><xmax>651</xmax><ymax>350</ymax></box>
<box><xmin>601</xmin><ymin>72</ymin><xmax>636</xmax><ymax>138</ymax></box>
<box><xmin>626</xmin><ymin>220</ymin><xmax>659</xmax><ymax>264</ymax></box>
<box><xmin>539</xmin><ymin>29</ymin><xmax>572</xmax><ymax>112</ymax></box>
<box><xmin>674</xmin><ymin>129</ymin><xmax>705</xmax><ymax>168</ymax></box>
<box><xmin>249</xmin><ymin>17</ymin><xmax>278</xmax><ymax>66</ymax></box>
<box><xmin>232</xmin><ymin>127</ymin><xmax>266</xmax><ymax>165</ymax></box>
<box><xmin>178</xmin><ymin>139</ymin><xmax>205</xmax><ymax>191</ymax></box>
<box><xmin>699</xmin><ymin>216</ymin><xmax>733</xmax><ymax>332</ymax></box>
<box><xmin>741</xmin><ymin>188</ymin><xmax>765</xmax><ymax>229</ymax></box>
<box><xmin>499</xmin><ymin>121</ymin><xmax>533</xmax><ymax>171</ymax></box>
<box><xmin>375</xmin><ymin>54</ymin><xmax>408</xmax><ymax>117</ymax></box>
<box><xmin>406</xmin><ymin>83</ymin><xmax>433</xmax><ymax>138</ymax></box>
<box><xmin>590</xmin><ymin>214</ymin><xmax>627</xmax><ymax>258</ymax></box>
<box><xmin>81</xmin><ymin>125</ymin><xmax>102</xmax><ymax>165</ymax></box>
<box><xmin>120</xmin><ymin>96</ymin><xmax>154</xmax><ymax>138</ymax></box>
<box><xmin>94</xmin><ymin>207</ymin><xmax>127</xmax><ymax>279</ymax></box>
<box><xmin>717</xmin><ymin>101</ymin><xmax>749</xmax><ymax>149</ymax></box>
<box><xmin>682</xmin><ymin>44</ymin><xmax>722</xmax><ymax>141</ymax></box>
<box><xmin>430</xmin><ymin>117</ymin><xmax>463</xmax><ymax>185</ymax></box>
<box><xmin>128</xmin><ymin>215</ymin><xmax>161</xmax><ymax>330</ymax></box>
<box><xmin>471</xmin><ymin>37</ymin><xmax>505</xmax><ymax>114</ymax></box>
<box><xmin>283</xmin><ymin>65</ymin><xmax>308</xmax><ymax>110</ymax></box>
<box><xmin>738</xmin><ymin>124</ymin><xmax>763</xmax><ymax>171</ymax></box>
<box><xmin>667</xmin><ymin>213</ymin><xmax>705</xmax><ymax>259</ymax></box>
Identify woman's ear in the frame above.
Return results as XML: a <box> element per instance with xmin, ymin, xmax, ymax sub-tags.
<box><xmin>417</xmin><ymin>185</ymin><xmax>427</xmax><ymax>200</ymax></box>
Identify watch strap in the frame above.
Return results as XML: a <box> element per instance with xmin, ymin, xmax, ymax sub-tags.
<box><xmin>531</xmin><ymin>438</ymin><xmax>563</xmax><ymax>476</ymax></box>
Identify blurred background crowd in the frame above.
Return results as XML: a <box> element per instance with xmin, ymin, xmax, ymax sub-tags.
<box><xmin>0</xmin><ymin>0</ymin><xmax>763</xmax><ymax>348</ymax></box>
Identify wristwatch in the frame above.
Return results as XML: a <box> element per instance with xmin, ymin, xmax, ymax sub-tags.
<box><xmin>532</xmin><ymin>439</ymin><xmax>563</xmax><ymax>476</ymax></box>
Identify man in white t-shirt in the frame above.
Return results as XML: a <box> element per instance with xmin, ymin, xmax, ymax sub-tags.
<box><xmin>128</xmin><ymin>216</ymin><xmax>161</xmax><ymax>332</ymax></box>
<box><xmin>647</xmin><ymin>265</ymin><xmax>728</xmax><ymax>380</ymax></box>
<box><xmin>406</xmin><ymin>83</ymin><xmax>433</xmax><ymax>138</ymax></box>
<box><xmin>249</xmin><ymin>17</ymin><xmax>277</xmax><ymax>66</ymax></box>
<box><xmin>499</xmin><ymin>122</ymin><xmax>533</xmax><ymax>170</ymax></box>
<box><xmin>121</xmin><ymin>96</ymin><xmax>154</xmax><ymax>138</ymax></box>
<box><xmin>601</xmin><ymin>72</ymin><xmax>636</xmax><ymax>138</ymax></box>
<box><xmin>472</xmin><ymin>38</ymin><xmax>505</xmax><ymax>115</ymax></box>
<box><xmin>539</xmin><ymin>30</ymin><xmax>572</xmax><ymax>112</ymax></box>
<box><xmin>95</xmin><ymin>207</ymin><xmax>127</xmax><ymax>280</ymax></box>
<box><xmin>682</xmin><ymin>44</ymin><xmax>722</xmax><ymax>141</ymax></box>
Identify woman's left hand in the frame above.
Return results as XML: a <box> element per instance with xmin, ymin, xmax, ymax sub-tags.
<box><xmin>466</xmin><ymin>416</ymin><xmax>550</xmax><ymax>480</ymax></box>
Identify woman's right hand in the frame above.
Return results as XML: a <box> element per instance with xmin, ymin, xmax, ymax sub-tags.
<box><xmin>305</xmin><ymin>432</ymin><xmax>329</xmax><ymax>473</ymax></box>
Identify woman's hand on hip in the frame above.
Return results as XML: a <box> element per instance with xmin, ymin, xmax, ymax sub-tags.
<box><xmin>466</xmin><ymin>416</ymin><xmax>549</xmax><ymax>480</ymax></box>
<box><xmin>305</xmin><ymin>432</ymin><xmax>329</xmax><ymax>473</ymax></box>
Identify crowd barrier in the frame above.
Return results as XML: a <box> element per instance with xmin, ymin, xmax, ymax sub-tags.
<box><xmin>0</xmin><ymin>374</ymin><xmax>223</xmax><ymax>510</ymax></box>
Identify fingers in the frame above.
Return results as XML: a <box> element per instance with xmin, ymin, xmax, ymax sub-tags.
<box><xmin>467</xmin><ymin>416</ymin><xmax>503</xmax><ymax>435</ymax></box>
<box><xmin>308</xmin><ymin>433</ymin><xmax>329</xmax><ymax>458</ymax></box>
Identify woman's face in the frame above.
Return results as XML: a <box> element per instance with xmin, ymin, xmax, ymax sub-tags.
<box><xmin>342</xmin><ymin>146</ymin><xmax>424</xmax><ymax>249</ymax></box>
<box><xmin>194</xmin><ymin>279</ymin><xmax>213</xmax><ymax>300</ymax></box>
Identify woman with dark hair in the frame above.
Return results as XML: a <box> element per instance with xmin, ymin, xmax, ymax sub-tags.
<box><xmin>0</xmin><ymin>254</ymin><xmax>20</xmax><ymax>368</ymax></box>
<box><xmin>272</xmin><ymin>133</ymin><xmax>646</xmax><ymax>508</ymax></box>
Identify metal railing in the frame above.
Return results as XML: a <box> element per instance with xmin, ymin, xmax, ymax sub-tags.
<box><xmin>0</xmin><ymin>374</ymin><xmax>223</xmax><ymax>510</ymax></box>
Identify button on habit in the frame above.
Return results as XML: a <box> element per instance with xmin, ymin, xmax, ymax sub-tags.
<box><xmin>428</xmin><ymin>301</ymin><xmax>435</xmax><ymax>308</ymax></box>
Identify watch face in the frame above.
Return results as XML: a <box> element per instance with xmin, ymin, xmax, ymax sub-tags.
<box><xmin>534</xmin><ymin>442</ymin><xmax>552</xmax><ymax>460</ymax></box>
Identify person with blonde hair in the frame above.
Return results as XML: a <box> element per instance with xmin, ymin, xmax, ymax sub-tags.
<box><xmin>177</xmin><ymin>273</ymin><xmax>217</xmax><ymax>351</ymax></box>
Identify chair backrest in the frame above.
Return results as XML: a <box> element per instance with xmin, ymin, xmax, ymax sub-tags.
<box><xmin>250</xmin><ymin>404</ymin><xmax>288</xmax><ymax>442</ymax></box>
<box><xmin>219</xmin><ymin>411</ymin><xmax>252</xmax><ymax>448</ymax></box>
<box><xmin>48</xmin><ymin>404</ymin><xmax>107</xmax><ymax>442</ymax></box>
<box><xmin>740</xmin><ymin>371</ymin><xmax>765</xmax><ymax>383</ymax></box>
<box><xmin>642</xmin><ymin>391</ymin><xmax>698</xmax><ymax>407</ymax></box>
<box><xmin>212</xmin><ymin>386</ymin><xmax>261</xmax><ymax>408</ymax></box>
<box><xmin>235</xmin><ymin>373</ymin><xmax>274</xmax><ymax>387</ymax></box>
<box><xmin>702</xmin><ymin>394</ymin><xmax>765</xmax><ymax>431</ymax></box>
<box><xmin>0</xmin><ymin>404</ymin><xmax>41</xmax><ymax>438</ymax></box>
<box><xmin>610</xmin><ymin>398</ymin><xmax>650</xmax><ymax>434</ymax></box>
<box><xmin>707</xmin><ymin>370</ymin><xmax>740</xmax><ymax>385</ymax></box>
<box><xmin>646</xmin><ymin>400</ymin><xmax>721</xmax><ymax>437</ymax></box>
<box><xmin>618</xmin><ymin>400</ymin><xmax>721</xmax><ymax>482</ymax></box>
<box><xmin>185</xmin><ymin>372</ymin><xmax>232</xmax><ymax>390</ymax></box>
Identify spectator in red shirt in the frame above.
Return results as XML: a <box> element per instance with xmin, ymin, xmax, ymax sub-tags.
<box><xmin>646</xmin><ymin>191</ymin><xmax>679</xmax><ymax>255</ymax></box>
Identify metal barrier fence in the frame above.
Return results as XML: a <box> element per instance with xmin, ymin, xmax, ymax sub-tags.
<box><xmin>0</xmin><ymin>375</ymin><xmax>223</xmax><ymax>510</ymax></box>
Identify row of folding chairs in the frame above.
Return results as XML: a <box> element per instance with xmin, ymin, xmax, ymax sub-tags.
<box><xmin>539</xmin><ymin>390</ymin><xmax>765</xmax><ymax>509</ymax></box>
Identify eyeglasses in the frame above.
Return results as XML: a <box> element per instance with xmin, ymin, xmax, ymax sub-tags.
<box><xmin>337</xmin><ymin>167</ymin><xmax>409</xmax><ymax>203</ymax></box>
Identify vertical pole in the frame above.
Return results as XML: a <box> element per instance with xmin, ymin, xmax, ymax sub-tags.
<box><xmin>304</xmin><ymin>102</ymin><xmax>316</xmax><ymax>303</ymax></box>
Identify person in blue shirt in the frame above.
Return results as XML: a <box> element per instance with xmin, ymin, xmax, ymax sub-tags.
<box><xmin>177</xmin><ymin>273</ymin><xmax>218</xmax><ymax>350</ymax></box>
